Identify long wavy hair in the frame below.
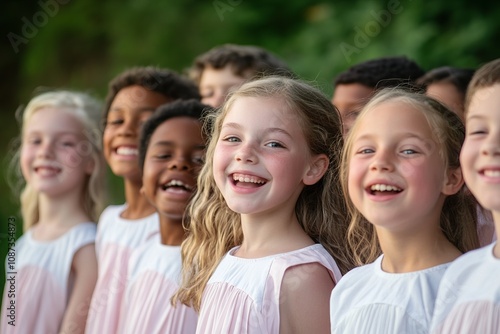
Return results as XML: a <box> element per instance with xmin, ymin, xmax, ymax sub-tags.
<box><xmin>341</xmin><ymin>88</ymin><xmax>479</xmax><ymax>266</ymax></box>
<box><xmin>173</xmin><ymin>76</ymin><xmax>353</xmax><ymax>310</ymax></box>
<box><xmin>9</xmin><ymin>90</ymin><xmax>107</xmax><ymax>231</ymax></box>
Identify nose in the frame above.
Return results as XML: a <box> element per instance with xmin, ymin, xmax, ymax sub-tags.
<box><xmin>369</xmin><ymin>150</ymin><xmax>394</xmax><ymax>172</ymax></box>
<box><xmin>167</xmin><ymin>156</ymin><xmax>190</xmax><ymax>171</ymax></box>
<box><xmin>481</xmin><ymin>132</ymin><xmax>500</xmax><ymax>156</ymax></box>
<box><xmin>37</xmin><ymin>139</ymin><xmax>55</xmax><ymax>159</ymax></box>
<box><xmin>235</xmin><ymin>143</ymin><xmax>257</xmax><ymax>164</ymax></box>
<box><xmin>117</xmin><ymin>118</ymin><xmax>137</xmax><ymax>137</ymax></box>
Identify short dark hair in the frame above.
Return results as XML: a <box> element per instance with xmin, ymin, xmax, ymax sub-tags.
<box><xmin>334</xmin><ymin>56</ymin><xmax>425</xmax><ymax>90</ymax></box>
<box><xmin>188</xmin><ymin>44</ymin><xmax>295</xmax><ymax>85</ymax></box>
<box><xmin>138</xmin><ymin>99</ymin><xmax>211</xmax><ymax>169</ymax></box>
<box><xmin>103</xmin><ymin>66</ymin><xmax>200</xmax><ymax>127</ymax></box>
<box><xmin>417</xmin><ymin>66</ymin><xmax>475</xmax><ymax>95</ymax></box>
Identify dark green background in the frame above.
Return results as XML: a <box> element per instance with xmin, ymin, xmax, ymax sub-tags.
<box><xmin>1</xmin><ymin>0</ymin><xmax>499</xmax><ymax>307</ymax></box>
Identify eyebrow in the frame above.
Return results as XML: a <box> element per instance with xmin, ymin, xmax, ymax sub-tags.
<box><xmin>152</xmin><ymin>140</ymin><xmax>205</xmax><ymax>150</ymax></box>
<box><xmin>221</xmin><ymin>122</ymin><xmax>293</xmax><ymax>139</ymax></box>
<box><xmin>355</xmin><ymin>132</ymin><xmax>430</xmax><ymax>144</ymax></box>
<box><xmin>466</xmin><ymin>114</ymin><xmax>487</xmax><ymax>121</ymax></box>
<box><xmin>109</xmin><ymin>107</ymin><xmax>157</xmax><ymax>113</ymax></box>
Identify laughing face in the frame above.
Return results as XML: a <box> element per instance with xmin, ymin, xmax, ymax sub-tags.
<box><xmin>20</xmin><ymin>107</ymin><xmax>93</xmax><ymax>197</ymax></box>
<box><xmin>141</xmin><ymin>116</ymin><xmax>205</xmax><ymax>220</ymax></box>
<box><xmin>213</xmin><ymin>96</ymin><xmax>323</xmax><ymax>217</ymax></box>
<box><xmin>347</xmin><ymin>100</ymin><xmax>450</xmax><ymax>231</ymax></box>
<box><xmin>103</xmin><ymin>85</ymin><xmax>172</xmax><ymax>181</ymax></box>
<box><xmin>460</xmin><ymin>84</ymin><xmax>500</xmax><ymax>213</ymax></box>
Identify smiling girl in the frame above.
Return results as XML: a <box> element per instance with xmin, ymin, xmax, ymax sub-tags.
<box><xmin>329</xmin><ymin>89</ymin><xmax>479</xmax><ymax>334</ymax></box>
<box><xmin>173</xmin><ymin>77</ymin><xmax>353</xmax><ymax>333</ymax></box>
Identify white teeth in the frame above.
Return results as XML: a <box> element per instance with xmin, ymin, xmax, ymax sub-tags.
<box><xmin>164</xmin><ymin>179</ymin><xmax>192</xmax><ymax>190</ymax></box>
<box><xmin>484</xmin><ymin>170</ymin><xmax>500</xmax><ymax>177</ymax></box>
<box><xmin>370</xmin><ymin>184</ymin><xmax>402</xmax><ymax>192</ymax></box>
<box><xmin>116</xmin><ymin>147</ymin><xmax>138</xmax><ymax>156</ymax></box>
<box><xmin>232</xmin><ymin>174</ymin><xmax>266</xmax><ymax>184</ymax></box>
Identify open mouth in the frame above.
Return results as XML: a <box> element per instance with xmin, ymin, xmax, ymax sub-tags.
<box><xmin>368</xmin><ymin>183</ymin><xmax>403</xmax><ymax>196</ymax></box>
<box><xmin>35</xmin><ymin>166</ymin><xmax>61</xmax><ymax>176</ymax></box>
<box><xmin>482</xmin><ymin>169</ymin><xmax>500</xmax><ymax>178</ymax></box>
<box><xmin>231</xmin><ymin>173</ymin><xmax>267</xmax><ymax>188</ymax></box>
<box><xmin>115</xmin><ymin>146</ymin><xmax>138</xmax><ymax>156</ymax></box>
<box><xmin>161</xmin><ymin>179</ymin><xmax>193</xmax><ymax>192</ymax></box>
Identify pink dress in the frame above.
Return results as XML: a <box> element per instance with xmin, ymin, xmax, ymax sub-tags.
<box><xmin>431</xmin><ymin>242</ymin><xmax>500</xmax><ymax>333</ymax></box>
<box><xmin>1</xmin><ymin>222</ymin><xmax>96</xmax><ymax>334</ymax></box>
<box><xmin>117</xmin><ymin>233</ymin><xmax>198</xmax><ymax>334</ymax></box>
<box><xmin>196</xmin><ymin>244</ymin><xmax>341</xmax><ymax>334</ymax></box>
<box><xmin>85</xmin><ymin>204</ymin><xmax>159</xmax><ymax>334</ymax></box>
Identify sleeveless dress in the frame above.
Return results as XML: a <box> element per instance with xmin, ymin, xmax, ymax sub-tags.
<box><xmin>1</xmin><ymin>222</ymin><xmax>96</xmax><ymax>334</ymax></box>
<box><xmin>85</xmin><ymin>204</ymin><xmax>159</xmax><ymax>334</ymax></box>
<box><xmin>117</xmin><ymin>232</ymin><xmax>198</xmax><ymax>334</ymax></box>
<box><xmin>431</xmin><ymin>242</ymin><xmax>500</xmax><ymax>333</ymax></box>
<box><xmin>330</xmin><ymin>255</ymin><xmax>450</xmax><ymax>334</ymax></box>
<box><xmin>196</xmin><ymin>244</ymin><xmax>341</xmax><ymax>334</ymax></box>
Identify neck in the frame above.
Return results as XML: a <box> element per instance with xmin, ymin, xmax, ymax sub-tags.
<box><xmin>121</xmin><ymin>178</ymin><xmax>156</xmax><ymax>219</ymax></box>
<box><xmin>159</xmin><ymin>215</ymin><xmax>185</xmax><ymax>246</ymax></box>
<box><xmin>376</xmin><ymin>220</ymin><xmax>461</xmax><ymax>273</ymax></box>
<box><xmin>237</xmin><ymin>209</ymin><xmax>314</xmax><ymax>258</ymax></box>
<box><xmin>38</xmin><ymin>189</ymin><xmax>90</xmax><ymax>227</ymax></box>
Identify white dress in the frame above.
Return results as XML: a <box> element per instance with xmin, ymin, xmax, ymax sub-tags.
<box><xmin>85</xmin><ymin>204</ymin><xmax>159</xmax><ymax>334</ymax></box>
<box><xmin>196</xmin><ymin>244</ymin><xmax>341</xmax><ymax>334</ymax></box>
<box><xmin>330</xmin><ymin>255</ymin><xmax>450</xmax><ymax>334</ymax></box>
<box><xmin>431</xmin><ymin>242</ymin><xmax>500</xmax><ymax>333</ymax></box>
<box><xmin>1</xmin><ymin>222</ymin><xmax>96</xmax><ymax>334</ymax></box>
<box><xmin>117</xmin><ymin>233</ymin><xmax>198</xmax><ymax>334</ymax></box>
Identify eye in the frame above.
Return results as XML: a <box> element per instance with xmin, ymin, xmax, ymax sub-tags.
<box><xmin>106</xmin><ymin>118</ymin><xmax>124</xmax><ymax>127</ymax></box>
<box><xmin>266</xmin><ymin>141</ymin><xmax>284</xmax><ymax>148</ymax></box>
<box><xmin>357</xmin><ymin>148</ymin><xmax>374</xmax><ymax>154</ymax></box>
<box><xmin>401</xmin><ymin>149</ymin><xmax>417</xmax><ymax>155</ymax></box>
<box><xmin>469</xmin><ymin>129</ymin><xmax>487</xmax><ymax>136</ymax></box>
<box><xmin>193</xmin><ymin>156</ymin><xmax>205</xmax><ymax>165</ymax></box>
<box><xmin>155</xmin><ymin>153</ymin><xmax>172</xmax><ymax>160</ymax></box>
<box><xmin>223</xmin><ymin>136</ymin><xmax>240</xmax><ymax>143</ymax></box>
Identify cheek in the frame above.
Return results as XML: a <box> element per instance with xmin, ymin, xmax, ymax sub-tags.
<box><xmin>347</xmin><ymin>160</ymin><xmax>364</xmax><ymax>201</ymax></box>
<box><xmin>19</xmin><ymin>146</ymin><xmax>33</xmax><ymax>181</ymax></box>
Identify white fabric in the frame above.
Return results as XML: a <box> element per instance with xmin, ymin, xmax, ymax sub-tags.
<box><xmin>431</xmin><ymin>242</ymin><xmax>500</xmax><ymax>333</ymax></box>
<box><xmin>330</xmin><ymin>255</ymin><xmax>450</xmax><ymax>334</ymax></box>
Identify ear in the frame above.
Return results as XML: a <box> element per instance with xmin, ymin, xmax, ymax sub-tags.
<box><xmin>139</xmin><ymin>185</ymin><xmax>145</xmax><ymax>196</ymax></box>
<box><xmin>442</xmin><ymin>167</ymin><xmax>464</xmax><ymax>195</ymax></box>
<box><xmin>303</xmin><ymin>154</ymin><xmax>329</xmax><ymax>186</ymax></box>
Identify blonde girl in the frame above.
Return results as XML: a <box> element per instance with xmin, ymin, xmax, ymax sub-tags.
<box><xmin>330</xmin><ymin>88</ymin><xmax>479</xmax><ymax>334</ymax></box>
<box><xmin>1</xmin><ymin>90</ymin><xmax>106</xmax><ymax>334</ymax></box>
<box><xmin>174</xmin><ymin>76</ymin><xmax>353</xmax><ymax>333</ymax></box>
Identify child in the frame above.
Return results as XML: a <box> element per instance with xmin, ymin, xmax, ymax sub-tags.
<box><xmin>173</xmin><ymin>76</ymin><xmax>353</xmax><ymax>333</ymax></box>
<box><xmin>329</xmin><ymin>89</ymin><xmax>479</xmax><ymax>333</ymax></box>
<box><xmin>116</xmin><ymin>99</ymin><xmax>206</xmax><ymax>333</ymax></box>
<box><xmin>1</xmin><ymin>90</ymin><xmax>106</xmax><ymax>334</ymax></box>
<box><xmin>331</xmin><ymin>56</ymin><xmax>424</xmax><ymax>135</ymax></box>
<box><xmin>431</xmin><ymin>58</ymin><xmax>500</xmax><ymax>333</ymax></box>
<box><xmin>188</xmin><ymin>44</ymin><xmax>294</xmax><ymax>108</ymax></box>
<box><xmin>417</xmin><ymin>66</ymin><xmax>475</xmax><ymax>120</ymax></box>
<box><xmin>85</xmin><ymin>67</ymin><xmax>200</xmax><ymax>333</ymax></box>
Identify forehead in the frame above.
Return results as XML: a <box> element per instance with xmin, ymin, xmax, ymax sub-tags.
<box><xmin>25</xmin><ymin>107</ymin><xmax>84</xmax><ymax>134</ymax></box>
<box><xmin>355</xmin><ymin>100</ymin><xmax>433</xmax><ymax>137</ymax></box>
<box><xmin>149</xmin><ymin>117</ymin><xmax>203</xmax><ymax>144</ymax></box>
<box><xmin>200</xmin><ymin>66</ymin><xmax>247</xmax><ymax>87</ymax></box>
<box><xmin>468</xmin><ymin>84</ymin><xmax>500</xmax><ymax>118</ymax></box>
<box><xmin>110</xmin><ymin>85</ymin><xmax>172</xmax><ymax>110</ymax></box>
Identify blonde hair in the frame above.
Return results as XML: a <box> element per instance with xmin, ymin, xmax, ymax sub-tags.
<box><xmin>341</xmin><ymin>88</ymin><xmax>479</xmax><ymax>266</ymax></box>
<box><xmin>173</xmin><ymin>76</ymin><xmax>353</xmax><ymax>310</ymax></box>
<box><xmin>11</xmin><ymin>90</ymin><xmax>107</xmax><ymax>231</ymax></box>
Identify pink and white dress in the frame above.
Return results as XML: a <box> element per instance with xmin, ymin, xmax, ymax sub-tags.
<box><xmin>1</xmin><ymin>222</ymin><xmax>96</xmax><ymax>334</ymax></box>
<box><xmin>85</xmin><ymin>204</ymin><xmax>159</xmax><ymax>334</ymax></box>
<box><xmin>117</xmin><ymin>233</ymin><xmax>198</xmax><ymax>334</ymax></box>
<box><xmin>196</xmin><ymin>244</ymin><xmax>341</xmax><ymax>334</ymax></box>
<box><xmin>431</xmin><ymin>242</ymin><xmax>500</xmax><ymax>333</ymax></box>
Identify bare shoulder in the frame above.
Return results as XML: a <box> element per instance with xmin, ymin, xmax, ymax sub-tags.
<box><xmin>279</xmin><ymin>262</ymin><xmax>334</xmax><ymax>334</ymax></box>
